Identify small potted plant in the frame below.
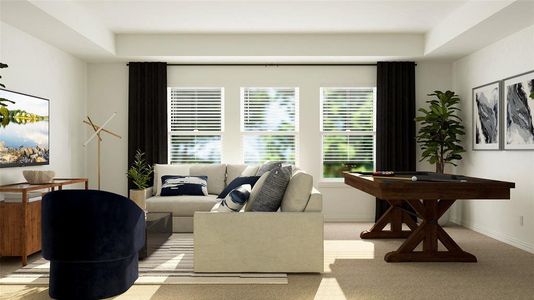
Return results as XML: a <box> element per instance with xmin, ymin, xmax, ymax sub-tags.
<box><xmin>127</xmin><ymin>149</ymin><xmax>153</xmax><ymax>210</ymax></box>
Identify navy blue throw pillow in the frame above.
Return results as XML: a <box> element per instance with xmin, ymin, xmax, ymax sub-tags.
<box><xmin>218</xmin><ymin>176</ymin><xmax>260</xmax><ymax>199</ymax></box>
<box><xmin>160</xmin><ymin>175</ymin><xmax>208</xmax><ymax>196</ymax></box>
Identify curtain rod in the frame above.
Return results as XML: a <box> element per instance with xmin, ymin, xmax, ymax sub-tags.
<box><xmin>126</xmin><ymin>63</ymin><xmax>418</xmax><ymax>67</ymax></box>
<box><xmin>126</xmin><ymin>63</ymin><xmax>383</xmax><ymax>66</ymax></box>
<box><xmin>166</xmin><ymin>63</ymin><xmax>382</xmax><ymax>66</ymax></box>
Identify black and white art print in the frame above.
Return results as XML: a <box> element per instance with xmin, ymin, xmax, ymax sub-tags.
<box><xmin>504</xmin><ymin>70</ymin><xmax>534</xmax><ymax>150</ymax></box>
<box><xmin>473</xmin><ymin>82</ymin><xmax>501</xmax><ymax>150</ymax></box>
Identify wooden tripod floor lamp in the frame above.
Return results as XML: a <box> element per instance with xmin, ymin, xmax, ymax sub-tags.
<box><xmin>83</xmin><ymin>113</ymin><xmax>121</xmax><ymax>190</ymax></box>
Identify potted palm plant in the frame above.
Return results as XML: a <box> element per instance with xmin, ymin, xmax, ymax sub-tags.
<box><xmin>127</xmin><ymin>150</ymin><xmax>153</xmax><ymax>210</ymax></box>
<box><xmin>416</xmin><ymin>90</ymin><xmax>465</xmax><ymax>174</ymax></box>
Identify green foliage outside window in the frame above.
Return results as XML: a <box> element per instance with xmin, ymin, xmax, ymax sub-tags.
<box><xmin>243</xmin><ymin>88</ymin><xmax>296</xmax><ymax>164</ymax></box>
<box><xmin>322</xmin><ymin>88</ymin><xmax>375</xmax><ymax>178</ymax></box>
<box><xmin>244</xmin><ymin>135</ymin><xmax>295</xmax><ymax>164</ymax></box>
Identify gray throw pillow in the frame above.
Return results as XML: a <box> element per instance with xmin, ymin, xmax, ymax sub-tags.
<box><xmin>256</xmin><ymin>161</ymin><xmax>282</xmax><ymax>176</ymax></box>
<box><xmin>250</xmin><ymin>166</ymin><xmax>292</xmax><ymax>212</ymax></box>
<box><xmin>244</xmin><ymin>171</ymin><xmax>270</xmax><ymax>211</ymax></box>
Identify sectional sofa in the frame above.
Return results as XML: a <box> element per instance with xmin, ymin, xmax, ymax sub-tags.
<box><xmin>145</xmin><ymin>163</ymin><xmax>324</xmax><ymax>273</ymax></box>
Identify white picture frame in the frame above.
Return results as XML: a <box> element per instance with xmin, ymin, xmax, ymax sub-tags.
<box><xmin>503</xmin><ymin>70</ymin><xmax>534</xmax><ymax>150</ymax></box>
<box><xmin>473</xmin><ymin>81</ymin><xmax>501</xmax><ymax>150</ymax></box>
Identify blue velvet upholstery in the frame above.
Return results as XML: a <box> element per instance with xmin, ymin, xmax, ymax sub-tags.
<box><xmin>42</xmin><ymin>190</ymin><xmax>145</xmax><ymax>299</ymax></box>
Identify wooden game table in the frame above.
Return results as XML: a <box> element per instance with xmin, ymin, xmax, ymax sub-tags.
<box><xmin>343</xmin><ymin>172</ymin><xmax>515</xmax><ymax>263</ymax></box>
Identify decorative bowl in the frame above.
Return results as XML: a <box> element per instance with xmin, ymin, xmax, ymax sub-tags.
<box><xmin>23</xmin><ymin>170</ymin><xmax>55</xmax><ymax>184</ymax></box>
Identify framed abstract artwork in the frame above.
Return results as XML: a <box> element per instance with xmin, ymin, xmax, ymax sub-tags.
<box><xmin>473</xmin><ymin>81</ymin><xmax>501</xmax><ymax>150</ymax></box>
<box><xmin>503</xmin><ymin>70</ymin><xmax>534</xmax><ymax>150</ymax></box>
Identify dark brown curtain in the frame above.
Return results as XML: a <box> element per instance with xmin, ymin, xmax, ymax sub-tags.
<box><xmin>375</xmin><ymin>61</ymin><xmax>416</xmax><ymax>221</ymax></box>
<box><xmin>128</xmin><ymin>62</ymin><xmax>167</xmax><ymax>189</ymax></box>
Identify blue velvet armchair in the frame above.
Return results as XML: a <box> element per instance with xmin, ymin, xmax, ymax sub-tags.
<box><xmin>42</xmin><ymin>190</ymin><xmax>145</xmax><ymax>299</ymax></box>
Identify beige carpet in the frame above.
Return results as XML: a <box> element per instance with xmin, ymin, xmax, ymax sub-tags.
<box><xmin>0</xmin><ymin>234</ymin><xmax>287</xmax><ymax>285</ymax></box>
<box><xmin>1</xmin><ymin>223</ymin><xmax>533</xmax><ymax>300</ymax></box>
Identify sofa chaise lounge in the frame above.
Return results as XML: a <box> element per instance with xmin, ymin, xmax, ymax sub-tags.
<box><xmin>145</xmin><ymin>163</ymin><xmax>324</xmax><ymax>273</ymax></box>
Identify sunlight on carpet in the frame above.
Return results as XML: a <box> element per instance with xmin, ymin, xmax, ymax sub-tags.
<box><xmin>314</xmin><ymin>278</ymin><xmax>346</xmax><ymax>300</ymax></box>
<box><xmin>324</xmin><ymin>240</ymin><xmax>375</xmax><ymax>273</ymax></box>
<box><xmin>154</xmin><ymin>254</ymin><xmax>185</xmax><ymax>270</ymax></box>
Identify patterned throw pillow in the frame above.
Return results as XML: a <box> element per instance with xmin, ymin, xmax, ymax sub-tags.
<box><xmin>218</xmin><ymin>176</ymin><xmax>260</xmax><ymax>199</ymax></box>
<box><xmin>250</xmin><ymin>166</ymin><xmax>292</xmax><ymax>212</ymax></box>
<box><xmin>160</xmin><ymin>175</ymin><xmax>208</xmax><ymax>196</ymax></box>
<box><xmin>211</xmin><ymin>184</ymin><xmax>252</xmax><ymax>212</ymax></box>
<box><xmin>256</xmin><ymin>161</ymin><xmax>282</xmax><ymax>176</ymax></box>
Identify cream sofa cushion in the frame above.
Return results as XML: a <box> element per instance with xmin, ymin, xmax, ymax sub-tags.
<box><xmin>153</xmin><ymin>164</ymin><xmax>191</xmax><ymax>196</ymax></box>
<box><xmin>146</xmin><ymin>195</ymin><xmax>218</xmax><ymax>217</ymax></box>
<box><xmin>304</xmin><ymin>188</ymin><xmax>323</xmax><ymax>212</ymax></box>
<box><xmin>226</xmin><ymin>164</ymin><xmax>260</xmax><ymax>185</ymax></box>
<box><xmin>226</xmin><ymin>164</ymin><xmax>248</xmax><ymax>185</ymax></box>
<box><xmin>241</xmin><ymin>165</ymin><xmax>259</xmax><ymax>177</ymax></box>
<box><xmin>281</xmin><ymin>170</ymin><xmax>313</xmax><ymax>212</ymax></box>
<box><xmin>190</xmin><ymin>164</ymin><xmax>227</xmax><ymax>195</ymax></box>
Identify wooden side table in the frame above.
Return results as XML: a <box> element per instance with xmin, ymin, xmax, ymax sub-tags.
<box><xmin>0</xmin><ymin>178</ymin><xmax>88</xmax><ymax>266</ymax></box>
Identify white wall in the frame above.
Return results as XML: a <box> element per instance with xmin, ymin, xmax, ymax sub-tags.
<box><xmin>87</xmin><ymin>62</ymin><xmax>451</xmax><ymax>221</ymax></box>
<box><xmin>415</xmin><ymin>62</ymin><xmax>453</xmax><ymax>173</ymax></box>
<box><xmin>0</xmin><ymin>22</ymin><xmax>86</xmax><ymax>187</ymax></box>
<box><xmin>86</xmin><ymin>64</ymin><xmax>128</xmax><ymax>192</ymax></box>
<box><xmin>450</xmin><ymin>25</ymin><xmax>534</xmax><ymax>253</ymax></box>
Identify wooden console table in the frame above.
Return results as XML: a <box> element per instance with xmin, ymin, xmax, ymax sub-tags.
<box><xmin>0</xmin><ymin>178</ymin><xmax>88</xmax><ymax>266</ymax></box>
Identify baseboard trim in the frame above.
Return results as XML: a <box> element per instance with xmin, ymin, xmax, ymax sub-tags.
<box><xmin>324</xmin><ymin>217</ymin><xmax>374</xmax><ymax>223</ymax></box>
<box><xmin>450</xmin><ymin>217</ymin><xmax>534</xmax><ymax>254</ymax></box>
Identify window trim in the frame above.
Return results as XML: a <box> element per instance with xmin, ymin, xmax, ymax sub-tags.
<box><xmin>319</xmin><ymin>87</ymin><xmax>377</xmax><ymax>181</ymax></box>
<box><xmin>167</xmin><ymin>87</ymin><xmax>225</xmax><ymax>164</ymax></box>
<box><xmin>240</xmin><ymin>87</ymin><xmax>300</xmax><ymax>165</ymax></box>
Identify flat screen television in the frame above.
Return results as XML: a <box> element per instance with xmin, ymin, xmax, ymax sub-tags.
<box><xmin>0</xmin><ymin>88</ymin><xmax>49</xmax><ymax>168</ymax></box>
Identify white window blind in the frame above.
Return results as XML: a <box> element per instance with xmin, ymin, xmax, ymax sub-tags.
<box><xmin>168</xmin><ymin>87</ymin><xmax>223</xmax><ymax>163</ymax></box>
<box><xmin>243</xmin><ymin>135</ymin><xmax>296</xmax><ymax>165</ymax></box>
<box><xmin>241</xmin><ymin>87</ymin><xmax>298</xmax><ymax>164</ymax></box>
<box><xmin>168</xmin><ymin>135</ymin><xmax>221</xmax><ymax>163</ymax></box>
<box><xmin>169</xmin><ymin>88</ymin><xmax>223</xmax><ymax>131</ymax></box>
<box><xmin>321</xmin><ymin>87</ymin><xmax>376</xmax><ymax>178</ymax></box>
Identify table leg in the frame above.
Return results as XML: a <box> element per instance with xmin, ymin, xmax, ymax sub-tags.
<box><xmin>360</xmin><ymin>199</ymin><xmax>416</xmax><ymax>239</ymax></box>
<box><xmin>384</xmin><ymin>199</ymin><xmax>477</xmax><ymax>263</ymax></box>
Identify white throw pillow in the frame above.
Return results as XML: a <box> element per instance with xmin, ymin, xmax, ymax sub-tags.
<box><xmin>153</xmin><ymin>164</ymin><xmax>191</xmax><ymax>196</ymax></box>
<box><xmin>211</xmin><ymin>184</ymin><xmax>252</xmax><ymax>212</ymax></box>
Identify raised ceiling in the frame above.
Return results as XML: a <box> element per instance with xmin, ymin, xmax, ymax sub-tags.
<box><xmin>77</xmin><ymin>0</ymin><xmax>466</xmax><ymax>34</ymax></box>
<box><xmin>1</xmin><ymin>0</ymin><xmax>533</xmax><ymax>63</ymax></box>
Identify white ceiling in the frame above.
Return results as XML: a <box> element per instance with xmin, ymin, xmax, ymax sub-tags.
<box><xmin>2</xmin><ymin>0</ymin><xmax>533</xmax><ymax>63</ymax></box>
<box><xmin>77</xmin><ymin>0</ymin><xmax>467</xmax><ymax>34</ymax></box>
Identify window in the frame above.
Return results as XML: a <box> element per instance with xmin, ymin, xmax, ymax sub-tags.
<box><xmin>241</xmin><ymin>87</ymin><xmax>298</xmax><ymax>164</ymax></box>
<box><xmin>168</xmin><ymin>87</ymin><xmax>223</xmax><ymax>163</ymax></box>
<box><xmin>321</xmin><ymin>87</ymin><xmax>376</xmax><ymax>179</ymax></box>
